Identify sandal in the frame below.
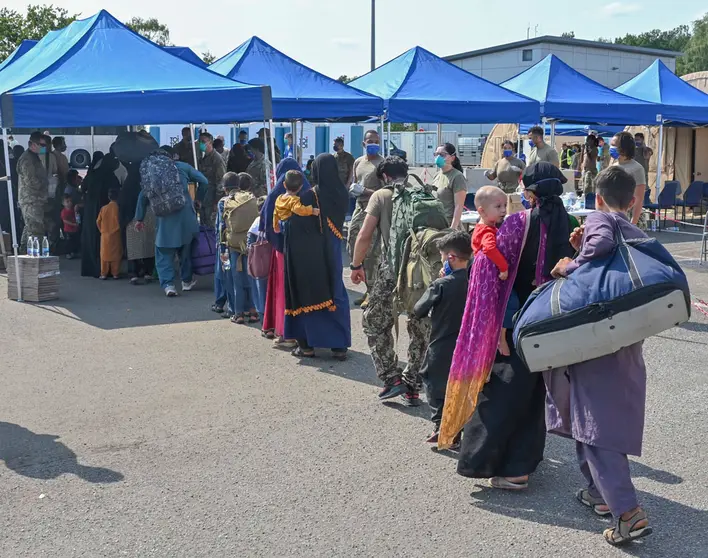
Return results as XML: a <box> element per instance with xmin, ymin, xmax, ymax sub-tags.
<box><xmin>211</xmin><ymin>304</ymin><xmax>224</xmax><ymax>314</ymax></box>
<box><xmin>261</xmin><ymin>330</ymin><xmax>276</xmax><ymax>339</ymax></box>
<box><xmin>331</xmin><ymin>349</ymin><xmax>348</xmax><ymax>361</ymax></box>
<box><xmin>231</xmin><ymin>314</ymin><xmax>246</xmax><ymax>325</ymax></box>
<box><xmin>488</xmin><ymin>477</ymin><xmax>528</xmax><ymax>491</ymax></box>
<box><xmin>603</xmin><ymin>509</ymin><xmax>652</xmax><ymax>546</ymax></box>
<box><xmin>291</xmin><ymin>347</ymin><xmax>316</xmax><ymax>358</ymax></box>
<box><xmin>273</xmin><ymin>338</ymin><xmax>297</xmax><ymax>349</ymax></box>
<box><xmin>248</xmin><ymin>311</ymin><xmax>260</xmax><ymax>323</ymax></box>
<box><xmin>576</xmin><ymin>488</ymin><xmax>612</xmax><ymax>517</ymax></box>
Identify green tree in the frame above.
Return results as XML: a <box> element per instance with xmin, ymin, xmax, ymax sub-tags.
<box><xmin>201</xmin><ymin>50</ymin><xmax>216</xmax><ymax>65</ymax></box>
<box><xmin>126</xmin><ymin>17</ymin><xmax>171</xmax><ymax>46</ymax></box>
<box><xmin>0</xmin><ymin>4</ymin><xmax>78</xmax><ymax>60</ymax></box>
<box><xmin>561</xmin><ymin>31</ymin><xmax>575</xmax><ymax>38</ymax></box>
<box><xmin>682</xmin><ymin>13</ymin><xmax>708</xmax><ymax>74</ymax></box>
<box><xmin>613</xmin><ymin>24</ymin><xmax>692</xmax><ymax>73</ymax></box>
<box><xmin>390</xmin><ymin>123</ymin><xmax>418</xmax><ymax>132</ymax></box>
<box><xmin>337</xmin><ymin>75</ymin><xmax>357</xmax><ymax>84</ymax></box>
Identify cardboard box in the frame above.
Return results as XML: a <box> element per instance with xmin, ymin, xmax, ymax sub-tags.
<box><xmin>6</xmin><ymin>255</ymin><xmax>60</xmax><ymax>302</ymax></box>
<box><xmin>507</xmin><ymin>194</ymin><xmax>525</xmax><ymax>215</ymax></box>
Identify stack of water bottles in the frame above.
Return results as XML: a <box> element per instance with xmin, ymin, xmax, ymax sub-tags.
<box><xmin>26</xmin><ymin>236</ymin><xmax>50</xmax><ymax>257</ymax></box>
<box><xmin>561</xmin><ymin>192</ymin><xmax>586</xmax><ymax>212</ymax></box>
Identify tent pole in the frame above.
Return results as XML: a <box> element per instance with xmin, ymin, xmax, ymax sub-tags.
<box><xmin>655</xmin><ymin>119</ymin><xmax>664</xmax><ymax>228</ymax></box>
<box><xmin>550</xmin><ymin>121</ymin><xmax>556</xmax><ymax>151</ymax></box>
<box><xmin>517</xmin><ymin>124</ymin><xmax>522</xmax><ymax>158</ymax></box>
<box><xmin>380</xmin><ymin>114</ymin><xmax>386</xmax><ymax>155</ymax></box>
<box><xmin>2</xmin><ymin>127</ymin><xmax>23</xmax><ymax>301</ymax></box>
<box><xmin>437</xmin><ymin>123</ymin><xmax>442</xmax><ymax>148</ymax></box>
<box><xmin>263</xmin><ymin>119</ymin><xmax>273</xmax><ymax>193</ymax></box>
<box><xmin>268</xmin><ymin>118</ymin><xmax>277</xmax><ymax>168</ymax></box>
<box><xmin>190</xmin><ymin>123</ymin><xmax>199</xmax><ymax>169</ymax></box>
<box><xmin>90</xmin><ymin>126</ymin><xmax>95</xmax><ymax>154</ymax></box>
<box><xmin>291</xmin><ymin>119</ymin><xmax>299</xmax><ymax>166</ymax></box>
<box><xmin>388</xmin><ymin>120</ymin><xmax>392</xmax><ymax>157</ymax></box>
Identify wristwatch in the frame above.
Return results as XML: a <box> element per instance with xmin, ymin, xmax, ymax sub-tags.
<box><xmin>349</xmin><ymin>262</ymin><xmax>363</xmax><ymax>271</ymax></box>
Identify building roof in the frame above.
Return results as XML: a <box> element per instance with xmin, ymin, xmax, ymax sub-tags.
<box><xmin>444</xmin><ymin>35</ymin><xmax>683</xmax><ymax>62</ymax></box>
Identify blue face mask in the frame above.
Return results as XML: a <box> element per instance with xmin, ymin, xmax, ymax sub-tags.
<box><xmin>199</xmin><ymin>142</ymin><xmax>207</xmax><ymax>153</ymax></box>
<box><xmin>503</xmin><ymin>149</ymin><xmax>513</xmax><ymax>158</ymax></box>
<box><xmin>39</xmin><ymin>146</ymin><xmax>47</xmax><ymax>155</ymax></box>
<box><xmin>443</xmin><ymin>260</ymin><xmax>453</xmax><ymax>276</ymax></box>
<box><xmin>528</xmin><ymin>140</ymin><xmax>535</xmax><ymax>149</ymax></box>
<box><xmin>365</xmin><ymin>144</ymin><xmax>380</xmax><ymax>157</ymax></box>
<box><xmin>434</xmin><ymin>155</ymin><xmax>446</xmax><ymax>169</ymax></box>
<box><xmin>609</xmin><ymin>146</ymin><xmax>620</xmax><ymax>160</ymax></box>
<box><xmin>239</xmin><ymin>139</ymin><xmax>247</xmax><ymax>145</ymax></box>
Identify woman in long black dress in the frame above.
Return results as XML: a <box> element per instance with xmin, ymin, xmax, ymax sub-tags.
<box><xmin>81</xmin><ymin>152</ymin><xmax>122</xmax><ymax>277</ymax></box>
<box><xmin>456</xmin><ymin>163</ymin><xmax>574</xmax><ymax>489</ymax></box>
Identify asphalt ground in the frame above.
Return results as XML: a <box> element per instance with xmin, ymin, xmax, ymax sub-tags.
<box><xmin>0</xmin><ymin>232</ymin><xmax>706</xmax><ymax>557</ymax></box>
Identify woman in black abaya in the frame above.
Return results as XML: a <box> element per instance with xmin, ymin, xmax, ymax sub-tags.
<box><xmin>81</xmin><ymin>151</ymin><xmax>121</xmax><ymax>277</ymax></box>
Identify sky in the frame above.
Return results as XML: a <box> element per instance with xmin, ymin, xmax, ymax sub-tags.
<box><xmin>6</xmin><ymin>0</ymin><xmax>705</xmax><ymax>78</ymax></box>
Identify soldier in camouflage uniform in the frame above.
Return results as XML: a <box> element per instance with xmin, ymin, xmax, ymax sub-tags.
<box><xmin>246</xmin><ymin>138</ymin><xmax>272</xmax><ymax>198</ymax></box>
<box><xmin>197</xmin><ymin>132</ymin><xmax>226</xmax><ymax>228</ymax></box>
<box><xmin>17</xmin><ymin>132</ymin><xmax>50</xmax><ymax>252</ymax></box>
<box><xmin>351</xmin><ymin>156</ymin><xmax>431</xmax><ymax>405</ymax></box>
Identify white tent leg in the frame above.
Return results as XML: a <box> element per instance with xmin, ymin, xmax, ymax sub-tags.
<box><xmin>268</xmin><ymin>118</ymin><xmax>277</xmax><ymax>168</ymax></box>
<box><xmin>90</xmin><ymin>126</ymin><xmax>95</xmax><ymax>154</ymax></box>
<box><xmin>517</xmin><ymin>123</ymin><xmax>522</xmax><ymax>157</ymax></box>
<box><xmin>655</xmin><ymin>121</ymin><xmax>664</xmax><ymax>229</ymax></box>
<box><xmin>550</xmin><ymin>121</ymin><xmax>556</xmax><ymax>150</ymax></box>
<box><xmin>190</xmin><ymin>123</ymin><xmax>199</xmax><ymax>169</ymax></box>
<box><xmin>380</xmin><ymin>114</ymin><xmax>386</xmax><ymax>155</ymax></box>
<box><xmin>437</xmin><ymin>123</ymin><xmax>442</xmax><ymax>148</ymax></box>
<box><xmin>263</xmin><ymin>119</ymin><xmax>273</xmax><ymax>193</ymax></box>
<box><xmin>2</xmin><ymin>127</ymin><xmax>22</xmax><ymax>301</ymax></box>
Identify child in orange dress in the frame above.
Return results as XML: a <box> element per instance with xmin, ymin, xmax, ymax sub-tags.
<box><xmin>96</xmin><ymin>188</ymin><xmax>123</xmax><ymax>279</ymax></box>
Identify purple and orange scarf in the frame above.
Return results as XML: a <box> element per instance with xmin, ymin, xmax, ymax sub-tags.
<box><xmin>438</xmin><ymin>210</ymin><xmax>531</xmax><ymax>449</ymax></box>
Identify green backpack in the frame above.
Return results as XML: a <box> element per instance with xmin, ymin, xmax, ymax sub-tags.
<box><xmin>387</xmin><ymin>175</ymin><xmax>450</xmax><ymax>315</ymax></box>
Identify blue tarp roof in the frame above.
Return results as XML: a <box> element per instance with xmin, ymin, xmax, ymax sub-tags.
<box><xmin>0</xmin><ymin>40</ymin><xmax>39</xmax><ymax>73</ymax></box>
<box><xmin>164</xmin><ymin>46</ymin><xmax>207</xmax><ymax>68</ymax></box>
<box><xmin>349</xmin><ymin>46</ymin><xmax>540</xmax><ymax>123</ymax></box>
<box><xmin>0</xmin><ymin>10</ymin><xmax>271</xmax><ymax>127</ymax></box>
<box><xmin>209</xmin><ymin>36</ymin><xmax>383</xmax><ymax>120</ymax></box>
<box><xmin>615</xmin><ymin>60</ymin><xmax>708</xmax><ymax>126</ymax></box>
<box><xmin>519</xmin><ymin>123</ymin><xmax>625</xmax><ymax>137</ymax></box>
<box><xmin>501</xmin><ymin>54</ymin><xmax>660</xmax><ymax>125</ymax></box>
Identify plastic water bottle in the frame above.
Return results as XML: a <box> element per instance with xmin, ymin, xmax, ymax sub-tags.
<box><xmin>41</xmin><ymin>236</ymin><xmax>50</xmax><ymax>257</ymax></box>
<box><xmin>221</xmin><ymin>249</ymin><xmax>231</xmax><ymax>271</ymax></box>
<box><xmin>26</xmin><ymin>236</ymin><xmax>34</xmax><ymax>256</ymax></box>
<box><xmin>579</xmin><ymin>195</ymin><xmax>586</xmax><ymax>210</ymax></box>
<box><xmin>32</xmin><ymin>236</ymin><xmax>40</xmax><ymax>257</ymax></box>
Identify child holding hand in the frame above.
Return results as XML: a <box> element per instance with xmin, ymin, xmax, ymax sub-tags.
<box><xmin>273</xmin><ymin>170</ymin><xmax>319</xmax><ymax>233</ymax></box>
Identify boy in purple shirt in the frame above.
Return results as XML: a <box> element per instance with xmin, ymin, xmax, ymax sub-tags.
<box><xmin>550</xmin><ymin>166</ymin><xmax>651</xmax><ymax>547</ymax></box>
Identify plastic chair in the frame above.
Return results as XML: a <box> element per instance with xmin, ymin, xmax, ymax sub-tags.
<box><xmin>675</xmin><ymin>181</ymin><xmax>705</xmax><ymax>225</ymax></box>
<box><xmin>584</xmin><ymin>192</ymin><xmax>596</xmax><ymax>210</ymax></box>
<box><xmin>656</xmin><ymin>181</ymin><xmax>680</xmax><ymax>228</ymax></box>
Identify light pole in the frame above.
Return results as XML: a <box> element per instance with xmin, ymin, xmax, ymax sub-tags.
<box><xmin>370</xmin><ymin>0</ymin><xmax>375</xmax><ymax>71</ymax></box>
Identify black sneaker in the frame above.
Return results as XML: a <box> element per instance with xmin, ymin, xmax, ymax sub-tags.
<box><xmin>401</xmin><ymin>392</ymin><xmax>422</xmax><ymax>407</ymax></box>
<box><xmin>378</xmin><ymin>378</ymin><xmax>408</xmax><ymax>400</ymax></box>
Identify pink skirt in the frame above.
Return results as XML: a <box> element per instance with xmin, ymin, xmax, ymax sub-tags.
<box><xmin>263</xmin><ymin>250</ymin><xmax>285</xmax><ymax>336</ymax></box>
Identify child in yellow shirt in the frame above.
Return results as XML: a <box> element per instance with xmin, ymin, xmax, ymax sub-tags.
<box><xmin>273</xmin><ymin>170</ymin><xmax>319</xmax><ymax>233</ymax></box>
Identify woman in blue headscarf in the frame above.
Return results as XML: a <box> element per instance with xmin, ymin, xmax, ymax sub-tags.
<box><xmin>260</xmin><ymin>158</ymin><xmax>310</xmax><ymax>344</ymax></box>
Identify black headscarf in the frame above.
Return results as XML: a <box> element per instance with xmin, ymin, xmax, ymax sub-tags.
<box><xmin>227</xmin><ymin>144</ymin><xmax>251</xmax><ymax>174</ymax></box>
<box><xmin>311</xmin><ymin>153</ymin><xmax>349</xmax><ymax>233</ymax></box>
<box><xmin>522</xmin><ymin>162</ymin><xmax>571</xmax><ymax>278</ymax></box>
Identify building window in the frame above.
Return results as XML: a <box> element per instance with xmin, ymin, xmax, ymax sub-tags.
<box><xmin>522</xmin><ymin>49</ymin><xmax>533</xmax><ymax>62</ymax></box>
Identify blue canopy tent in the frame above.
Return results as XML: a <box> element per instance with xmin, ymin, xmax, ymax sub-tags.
<box><xmin>0</xmin><ymin>10</ymin><xmax>272</xmax><ymax>127</ymax></box>
<box><xmin>0</xmin><ymin>10</ymin><xmax>273</xmax><ymax>301</ymax></box>
<box><xmin>349</xmin><ymin>46</ymin><xmax>539</xmax><ymax>124</ymax></box>
<box><xmin>0</xmin><ymin>40</ymin><xmax>38</xmax><ymax>72</ymax></box>
<box><xmin>615</xmin><ymin>59</ymin><xmax>708</xmax><ymax>202</ymax></box>
<box><xmin>615</xmin><ymin>59</ymin><xmax>708</xmax><ymax>126</ymax></box>
<box><xmin>164</xmin><ymin>46</ymin><xmax>207</xmax><ymax>68</ymax></box>
<box><xmin>208</xmin><ymin>36</ymin><xmax>383</xmax><ymax>121</ymax></box>
<box><xmin>501</xmin><ymin>54</ymin><xmax>660</xmax><ymax>126</ymax></box>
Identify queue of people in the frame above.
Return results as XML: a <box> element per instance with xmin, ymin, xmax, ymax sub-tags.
<box><xmin>5</xmin><ymin>124</ymin><xmax>658</xmax><ymax>547</ymax></box>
